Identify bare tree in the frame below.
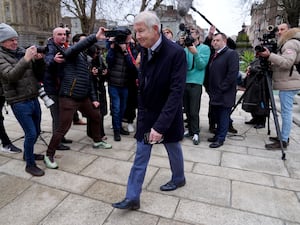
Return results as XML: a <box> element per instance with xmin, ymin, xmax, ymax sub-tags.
<box><xmin>279</xmin><ymin>0</ymin><xmax>300</xmax><ymax>27</ymax></box>
<box><xmin>61</xmin><ymin>0</ymin><xmax>98</xmax><ymax>34</ymax></box>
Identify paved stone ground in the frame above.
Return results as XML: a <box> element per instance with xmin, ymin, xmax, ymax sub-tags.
<box><xmin>1</xmin><ymin>91</ymin><xmax>300</xmax><ymax>225</ymax></box>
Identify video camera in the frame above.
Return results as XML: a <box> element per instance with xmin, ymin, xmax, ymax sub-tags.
<box><xmin>254</xmin><ymin>25</ymin><xmax>278</xmax><ymax>54</ymax></box>
<box><xmin>105</xmin><ymin>27</ymin><xmax>131</xmax><ymax>45</ymax></box>
<box><xmin>178</xmin><ymin>23</ymin><xmax>195</xmax><ymax>47</ymax></box>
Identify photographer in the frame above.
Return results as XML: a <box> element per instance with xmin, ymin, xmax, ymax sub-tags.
<box><xmin>0</xmin><ymin>23</ymin><xmax>45</xmax><ymax>176</ymax></box>
<box><xmin>106</xmin><ymin>27</ymin><xmax>138</xmax><ymax>141</ymax></box>
<box><xmin>257</xmin><ymin>24</ymin><xmax>300</xmax><ymax>150</ymax></box>
<box><xmin>183</xmin><ymin>25</ymin><xmax>210</xmax><ymax>145</ymax></box>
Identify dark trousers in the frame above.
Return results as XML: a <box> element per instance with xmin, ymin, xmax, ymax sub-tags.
<box><xmin>0</xmin><ymin>96</ymin><xmax>11</xmax><ymax>146</ymax></box>
<box><xmin>183</xmin><ymin>84</ymin><xmax>202</xmax><ymax>135</ymax></box>
<box><xmin>47</xmin><ymin>97</ymin><xmax>102</xmax><ymax>157</ymax></box>
<box><xmin>211</xmin><ymin>105</ymin><xmax>231</xmax><ymax>142</ymax></box>
<box><xmin>126</xmin><ymin>141</ymin><xmax>185</xmax><ymax>201</ymax></box>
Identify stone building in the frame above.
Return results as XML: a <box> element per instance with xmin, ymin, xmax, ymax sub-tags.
<box><xmin>0</xmin><ymin>0</ymin><xmax>61</xmax><ymax>47</ymax></box>
<box><xmin>248</xmin><ymin>0</ymin><xmax>286</xmax><ymax>47</ymax></box>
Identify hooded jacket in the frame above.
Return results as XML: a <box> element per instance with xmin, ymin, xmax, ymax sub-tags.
<box><xmin>269</xmin><ymin>28</ymin><xmax>300</xmax><ymax>90</ymax></box>
<box><xmin>0</xmin><ymin>47</ymin><xmax>44</xmax><ymax>104</ymax></box>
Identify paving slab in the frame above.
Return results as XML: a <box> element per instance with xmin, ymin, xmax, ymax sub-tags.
<box><xmin>285</xmin><ymin>159</ymin><xmax>300</xmax><ymax>179</ymax></box>
<box><xmin>175</xmin><ymin>199</ymin><xmax>284</xmax><ymax>225</ymax></box>
<box><xmin>193</xmin><ymin>163</ymin><xmax>274</xmax><ymax>186</ymax></box>
<box><xmin>40</xmin><ymin>194</ymin><xmax>112</xmax><ymax>225</ymax></box>
<box><xmin>105</xmin><ymin>209</ymin><xmax>159</xmax><ymax>225</ymax></box>
<box><xmin>80</xmin><ymin>157</ymin><xmax>158</xmax><ymax>187</ymax></box>
<box><xmin>0</xmin><ymin>154</ymin><xmax>10</xmax><ymax>165</ymax></box>
<box><xmin>0</xmin><ymin>159</ymin><xmax>32</xmax><ymax>179</ymax></box>
<box><xmin>0</xmin><ymin>174</ymin><xmax>32</xmax><ymax>208</ymax></box>
<box><xmin>181</xmin><ymin>145</ymin><xmax>221</xmax><ymax>165</ymax></box>
<box><xmin>221</xmin><ymin>152</ymin><xmax>289</xmax><ymax>176</ymax></box>
<box><xmin>0</xmin><ymin>184</ymin><xmax>67</xmax><ymax>225</ymax></box>
<box><xmin>157</xmin><ymin>218</ymin><xmax>196</xmax><ymax>225</ymax></box>
<box><xmin>31</xmin><ymin>169</ymin><xmax>96</xmax><ymax>194</ymax></box>
<box><xmin>87</xmin><ymin>181</ymin><xmax>129</xmax><ymax>204</ymax></box>
<box><xmin>49</xmin><ymin>150</ymin><xmax>98</xmax><ymax>174</ymax></box>
<box><xmin>80</xmin><ymin>145</ymin><xmax>135</xmax><ymax>161</ymax></box>
<box><xmin>232</xmin><ymin>181</ymin><xmax>300</xmax><ymax>222</ymax></box>
<box><xmin>148</xmin><ymin>168</ymin><xmax>231</xmax><ymax>207</ymax></box>
<box><xmin>139</xmin><ymin>191</ymin><xmax>179</xmax><ymax>218</ymax></box>
<box><xmin>274</xmin><ymin>176</ymin><xmax>300</xmax><ymax>192</ymax></box>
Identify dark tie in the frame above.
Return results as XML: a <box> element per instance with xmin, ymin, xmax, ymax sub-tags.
<box><xmin>148</xmin><ymin>48</ymin><xmax>153</xmax><ymax>61</ymax></box>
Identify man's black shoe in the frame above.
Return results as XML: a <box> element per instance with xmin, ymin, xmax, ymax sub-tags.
<box><xmin>120</xmin><ymin>128</ymin><xmax>130</xmax><ymax>135</ymax></box>
<box><xmin>265</xmin><ymin>141</ymin><xmax>288</xmax><ymax>150</ymax></box>
<box><xmin>114</xmin><ymin>132</ymin><xmax>121</xmax><ymax>141</ymax></box>
<box><xmin>23</xmin><ymin>153</ymin><xmax>44</xmax><ymax>161</ymax></box>
<box><xmin>160</xmin><ymin>179</ymin><xmax>186</xmax><ymax>191</ymax></box>
<box><xmin>61</xmin><ymin>137</ymin><xmax>73</xmax><ymax>144</ymax></box>
<box><xmin>245</xmin><ymin>118</ymin><xmax>257</xmax><ymax>125</ymax></box>
<box><xmin>25</xmin><ymin>165</ymin><xmax>45</xmax><ymax>176</ymax></box>
<box><xmin>112</xmin><ymin>198</ymin><xmax>140</xmax><ymax>210</ymax></box>
<box><xmin>228</xmin><ymin>125</ymin><xmax>238</xmax><ymax>134</ymax></box>
<box><xmin>57</xmin><ymin>143</ymin><xmax>70</xmax><ymax>150</ymax></box>
<box><xmin>207</xmin><ymin>136</ymin><xmax>217</xmax><ymax>143</ymax></box>
<box><xmin>269</xmin><ymin>136</ymin><xmax>290</xmax><ymax>145</ymax></box>
<box><xmin>209</xmin><ymin>141</ymin><xmax>224</xmax><ymax>148</ymax></box>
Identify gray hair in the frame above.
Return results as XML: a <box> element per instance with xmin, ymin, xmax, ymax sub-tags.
<box><xmin>134</xmin><ymin>11</ymin><xmax>161</xmax><ymax>33</ymax></box>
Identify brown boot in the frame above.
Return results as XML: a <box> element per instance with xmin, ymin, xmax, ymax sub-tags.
<box><xmin>265</xmin><ymin>141</ymin><xmax>288</xmax><ymax>150</ymax></box>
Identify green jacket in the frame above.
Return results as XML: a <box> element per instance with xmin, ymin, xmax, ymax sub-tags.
<box><xmin>184</xmin><ymin>43</ymin><xmax>210</xmax><ymax>85</ymax></box>
<box><xmin>0</xmin><ymin>47</ymin><xmax>44</xmax><ymax>104</ymax></box>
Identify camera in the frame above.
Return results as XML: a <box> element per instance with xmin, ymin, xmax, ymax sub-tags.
<box><xmin>105</xmin><ymin>27</ymin><xmax>131</xmax><ymax>44</ymax></box>
<box><xmin>254</xmin><ymin>25</ymin><xmax>278</xmax><ymax>54</ymax></box>
<box><xmin>37</xmin><ymin>83</ymin><xmax>54</xmax><ymax>108</ymax></box>
<box><xmin>178</xmin><ymin>23</ymin><xmax>195</xmax><ymax>47</ymax></box>
<box><xmin>36</xmin><ymin>46</ymin><xmax>48</xmax><ymax>54</ymax></box>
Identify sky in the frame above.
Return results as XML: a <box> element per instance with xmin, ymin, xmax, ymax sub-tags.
<box><xmin>184</xmin><ymin>0</ymin><xmax>252</xmax><ymax>36</ymax></box>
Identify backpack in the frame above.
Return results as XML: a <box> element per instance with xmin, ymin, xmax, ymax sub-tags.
<box><xmin>242</xmin><ymin>60</ymin><xmax>270</xmax><ymax>116</ymax></box>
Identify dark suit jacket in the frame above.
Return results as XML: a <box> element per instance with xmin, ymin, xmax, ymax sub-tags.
<box><xmin>135</xmin><ymin>36</ymin><xmax>187</xmax><ymax>142</ymax></box>
<box><xmin>207</xmin><ymin>46</ymin><xmax>239</xmax><ymax>108</ymax></box>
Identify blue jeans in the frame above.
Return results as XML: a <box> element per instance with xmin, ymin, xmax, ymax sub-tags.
<box><xmin>279</xmin><ymin>90</ymin><xmax>300</xmax><ymax>142</ymax></box>
<box><xmin>11</xmin><ymin>98</ymin><xmax>41</xmax><ymax>167</ymax></box>
<box><xmin>125</xmin><ymin>141</ymin><xmax>185</xmax><ymax>201</ymax></box>
<box><xmin>108</xmin><ymin>85</ymin><xmax>128</xmax><ymax>131</ymax></box>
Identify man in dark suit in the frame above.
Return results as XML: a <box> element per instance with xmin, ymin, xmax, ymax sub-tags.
<box><xmin>112</xmin><ymin>11</ymin><xmax>187</xmax><ymax>210</ymax></box>
<box><xmin>206</xmin><ymin>33</ymin><xmax>239</xmax><ymax>148</ymax></box>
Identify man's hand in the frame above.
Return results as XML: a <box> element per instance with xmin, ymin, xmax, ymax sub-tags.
<box><xmin>54</xmin><ymin>52</ymin><xmax>65</xmax><ymax>63</ymax></box>
<box><xmin>149</xmin><ymin>128</ymin><xmax>163</xmax><ymax>144</ymax></box>
<box><xmin>24</xmin><ymin>46</ymin><xmax>37</xmax><ymax>62</ymax></box>
<box><xmin>257</xmin><ymin>47</ymin><xmax>271</xmax><ymax>58</ymax></box>
<box><xmin>92</xmin><ymin>101</ymin><xmax>100</xmax><ymax>108</ymax></box>
<box><xmin>96</xmin><ymin>27</ymin><xmax>106</xmax><ymax>41</ymax></box>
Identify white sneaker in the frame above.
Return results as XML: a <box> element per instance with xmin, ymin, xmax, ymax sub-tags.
<box><xmin>192</xmin><ymin>134</ymin><xmax>199</xmax><ymax>145</ymax></box>
<box><xmin>1</xmin><ymin>144</ymin><xmax>22</xmax><ymax>153</ymax></box>
<box><xmin>127</xmin><ymin>123</ymin><xmax>135</xmax><ymax>133</ymax></box>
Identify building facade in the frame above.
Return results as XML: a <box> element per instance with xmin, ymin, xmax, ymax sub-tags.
<box><xmin>0</xmin><ymin>0</ymin><xmax>61</xmax><ymax>47</ymax></box>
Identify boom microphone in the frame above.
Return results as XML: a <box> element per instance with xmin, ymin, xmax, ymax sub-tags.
<box><xmin>177</xmin><ymin>0</ymin><xmax>193</xmax><ymax>17</ymax></box>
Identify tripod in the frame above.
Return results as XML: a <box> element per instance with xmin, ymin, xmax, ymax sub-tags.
<box><xmin>231</xmin><ymin>61</ymin><xmax>286</xmax><ymax>160</ymax></box>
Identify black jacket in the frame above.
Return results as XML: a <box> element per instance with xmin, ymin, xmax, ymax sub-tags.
<box><xmin>59</xmin><ymin>35</ymin><xmax>98</xmax><ymax>101</ymax></box>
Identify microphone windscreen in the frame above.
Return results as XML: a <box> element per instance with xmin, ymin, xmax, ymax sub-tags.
<box><xmin>177</xmin><ymin>0</ymin><xmax>193</xmax><ymax>17</ymax></box>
